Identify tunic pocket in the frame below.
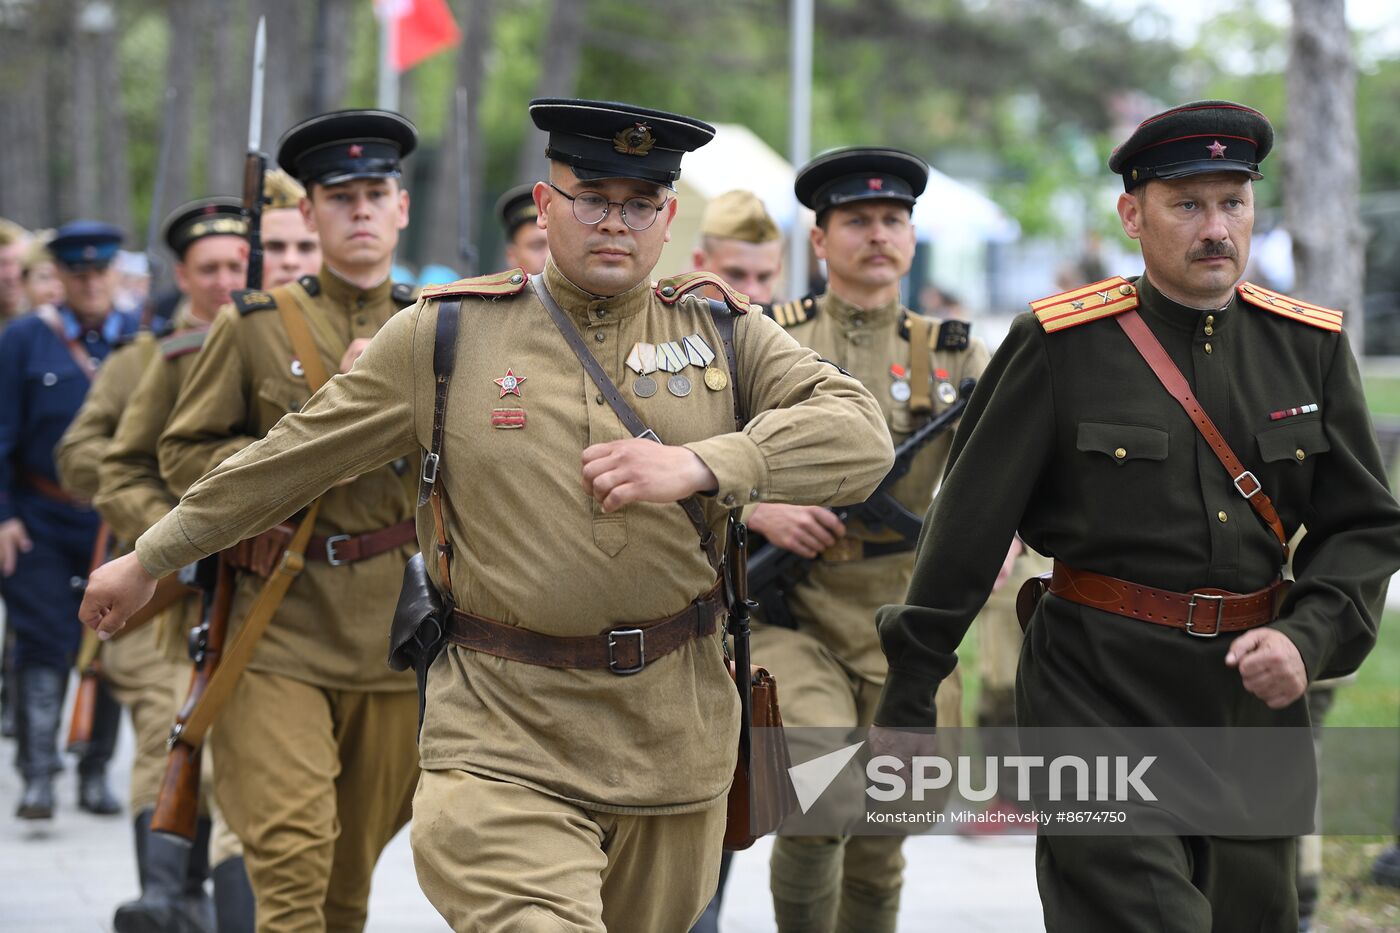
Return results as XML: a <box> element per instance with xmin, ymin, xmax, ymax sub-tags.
<box><xmin>256</xmin><ymin>376</ymin><xmax>306</xmax><ymax>426</ymax></box>
<box><xmin>1256</xmin><ymin>419</ymin><xmax>1329</xmax><ymax>463</ymax></box>
<box><xmin>1076</xmin><ymin>421</ymin><xmax>1169</xmax><ymax>465</ymax></box>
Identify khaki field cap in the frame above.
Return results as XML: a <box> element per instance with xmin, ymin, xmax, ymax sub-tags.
<box><xmin>699</xmin><ymin>190</ymin><xmax>781</xmax><ymax>244</ymax></box>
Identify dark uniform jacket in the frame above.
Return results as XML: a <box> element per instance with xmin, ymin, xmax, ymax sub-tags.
<box><xmin>875</xmin><ymin>273</ymin><xmax>1400</xmax><ymax>734</ymax></box>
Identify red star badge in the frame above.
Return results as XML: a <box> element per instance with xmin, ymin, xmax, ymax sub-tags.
<box><xmin>494</xmin><ymin>368</ymin><xmax>526</xmax><ymax>398</ymax></box>
<box><xmin>867</xmin><ymin>177</ymin><xmax>884</xmax><ymax>191</ymax></box>
<box><xmin>1207</xmin><ymin>140</ymin><xmax>1227</xmax><ymax>159</ymax></box>
<box><xmin>348</xmin><ymin>143</ymin><xmax>364</xmax><ymax>158</ymax></box>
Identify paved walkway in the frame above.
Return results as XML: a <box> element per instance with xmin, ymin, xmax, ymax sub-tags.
<box><xmin>0</xmin><ymin>713</ymin><xmax>1044</xmax><ymax>932</ymax></box>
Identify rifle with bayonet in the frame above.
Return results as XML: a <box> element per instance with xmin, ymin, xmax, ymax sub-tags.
<box><xmin>241</xmin><ymin>16</ymin><xmax>268</xmax><ymax>290</ymax></box>
<box><xmin>151</xmin><ymin>18</ymin><xmax>267</xmax><ymax>844</ymax></box>
<box><xmin>747</xmin><ymin>377</ymin><xmax>977</xmax><ymax>630</ymax></box>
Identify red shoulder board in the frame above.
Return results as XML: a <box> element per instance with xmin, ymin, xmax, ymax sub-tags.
<box><xmin>654</xmin><ymin>270</ymin><xmax>750</xmax><ymax>314</ymax></box>
<box><xmin>1237</xmin><ymin>282</ymin><xmax>1342</xmax><ymax>332</ymax></box>
<box><xmin>1030</xmin><ymin>276</ymin><xmax>1139</xmax><ymax>333</ymax></box>
<box><xmin>419</xmin><ymin>268</ymin><xmax>528</xmax><ymax>300</ymax></box>
<box><xmin>159</xmin><ymin>329</ymin><xmax>208</xmax><ymax>361</ymax></box>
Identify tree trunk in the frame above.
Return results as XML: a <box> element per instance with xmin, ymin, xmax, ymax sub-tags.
<box><xmin>311</xmin><ymin>0</ymin><xmax>353</xmax><ymax>114</ymax></box>
<box><xmin>1285</xmin><ymin>0</ymin><xmax>1364</xmax><ymax>352</ymax></box>
<box><xmin>259</xmin><ymin>0</ymin><xmax>312</xmax><ymax>156</ymax></box>
<box><xmin>424</xmin><ymin>0</ymin><xmax>497</xmax><ymax>273</ymax></box>
<box><xmin>160</xmin><ymin>0</ymin><xmax>199</xmax><ymax>219</ymax></box>
<box><xmin>0</xmin><ymin>6</ymin><xmax>54</xmax><ymax>226</ymax></box>
<box><xmin>72</xmin><ymin>5</ymin><xmax>102</xmax><ymax>222</ymax></box>
<box><xmin>515</xmin><ymin>0</ymin><xmax>587</xmax><ymax>184</ymax></box>
<box><xmin>205</xmin><ymin>0</ymin><xmax>244</xmax><ymax>195</ymax></box>
<box><xmin>91</xmin><ymin>2</ymin><xmax>131</xmax><ymax>233</ymax></box>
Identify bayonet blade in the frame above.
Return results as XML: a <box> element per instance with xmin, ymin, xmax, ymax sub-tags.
<box><xmin>248</xmin><ymin>17</ymin><xmax>266</xmax><ymax>153</ymax></box>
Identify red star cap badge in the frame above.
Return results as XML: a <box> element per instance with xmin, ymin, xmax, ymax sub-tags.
<box><xmin>494</xmin><ymin>367</ymin><xmax>526</xmax><ymax>398</ymax></box>
<box><xmin>1207</xmin><ymin>140</ymin><xmax>1227</xmax><ymax>159</ymax></box>
<box><xmin>348</xmin><ymin>143</ymin><xmax>364</xmax><ymax>158</ymax></box>
<box><xmin>867</xmin><ymin>177</ymin><xmax>884</xmax><ymax>191</ymax></box>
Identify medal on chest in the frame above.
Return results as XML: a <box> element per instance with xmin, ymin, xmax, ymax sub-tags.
<box><xmin>889</xmin><ymin>363</ymin><xmax>911</xmax><ymax>402</ymax></box>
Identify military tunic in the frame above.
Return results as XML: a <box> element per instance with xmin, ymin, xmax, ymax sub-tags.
<box><xmin>759</xmin><ymin>291</ymin><xmax>989</xmax><ymax>680</ymax></box>
<box><xmin>157</xmin><ymin>269</ymin><xmax>419</xmax><ymax>692</ymax></box>
<box><xmin>874</xmin><ymin>273</ymin><xmax>1400</xmax><ymax>931</ymax></box>
<box><xmin>135</xmin><ymin>259</ymin><xmax>891</xmax><ymax>808</ymax></box>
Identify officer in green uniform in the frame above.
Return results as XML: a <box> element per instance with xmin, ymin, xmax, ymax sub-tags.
<box><xmin>78</xmin><ymin>97</ymin><xmax>894</xmax><ymax>933</ymax></box>
<box><xmin>749</xmin><ymin>147</ymin><xmax>990</xmax><ymax>933</ymax></box>
<box><xmin>496</xmin><ymin>183</ymin><xmax>548</xmax><ymax>275</ymax></box>
<box><xmin>871</xmin><ymin>100</ymin><xmax>1400</xmax><ymax>932</ymax></box>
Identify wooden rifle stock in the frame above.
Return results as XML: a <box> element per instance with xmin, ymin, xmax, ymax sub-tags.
<box><xmin>151</xmin><ymin>555</ymin><xmax>233</xmax><ymax>842</ymax></box>
<box><xmin>67</xmin><ymin>522</ymin><xmax>112</xmax><ymax>751</ymax></box>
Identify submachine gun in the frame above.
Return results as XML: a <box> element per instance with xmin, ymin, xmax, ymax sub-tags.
<box><xmin>747</xmin><ymin>377</ymin><xmax>976</xmax><ymax>630</ymax></box>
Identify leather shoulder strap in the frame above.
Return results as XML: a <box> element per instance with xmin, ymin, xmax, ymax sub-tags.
<box><xmin>1115</xmin><ymin>309</ymin><xmax>1289</xmax><ymax>560</ymax></box>
<box><xmin>705</xmin><ymin>298</ymin><xmax>746</xmax><ymax>432</ymax></box>
<box><xmin>272</xmin><ymin>287</ymin><xmax>332</xmax><ymax>392</ymax></box>
<box><xmin>421</xmin><ymin>299</ymin><xmax>463</xmax><ymax>596</ymax></box>
<box><xmin>35</xmin><ymin>305</ymin><xmax>98</xmax><ymax>381</ymax></box>
<box><xmin>905</xmin><ymin>313</ymin><xmax>935</xmax><ymax>415</ymax></box>
<box><xmin>531</xmin><ymin>275</ymin><xmax>722</xmax><ymax>572</ymax></box>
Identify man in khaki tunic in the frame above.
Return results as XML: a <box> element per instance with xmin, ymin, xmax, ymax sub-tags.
<box><xmin>101</xmin><ymin>112</ymin><xmax>422</xmax><ymax>933</ymax></box>
<box><xmin>57</xmin><ymin>197</ymin><xmax>254</xmax><ymax>932</ymax></box>
<box><xmin>747</xmin><ymin>148</ymin><xmax>990</xmax><ymax>933</ymax></box>
<box><xmin>79</xmin><ymin>98</ymin><xmax>894</xmax><ymax>933</ymax></box>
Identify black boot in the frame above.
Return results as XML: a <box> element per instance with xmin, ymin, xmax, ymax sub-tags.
<box><xmin>15</xmin><ymin>665</ymin><xmax>65</xmax><ymax>819</ymax></box>
<box><xmin>180</xmin><ymin>817</ymin><xmax>217</xmax><ymax>931</ymax></box>
<box><xmin>1</xmin><ymin>627</ymin><xmax>16</xmax><ymax>739</ymax></box>
<box><xmin>76</xmin><ymin>676</ymin><xmax>121</xmax><ymax>815</ymax></box>
<box><xmin>1374</xmin><ymin>842</ymin><xmax>1400</xmax><ymax>889</ymax></box>
<box><xmin>211</xmin><ymin>855</ymin><xmax>256</xmax><ymax>933</ymax></box>
<box><xmin>113</xmin><ymin>812</ymin><xmax>213</xmax><ymax>933</ymax></box>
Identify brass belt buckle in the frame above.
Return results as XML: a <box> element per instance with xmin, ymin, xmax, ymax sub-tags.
<box><xmin>1185</xmin><ymin>592</ymin><xmax>1225</xmax><ymax>637</ymax></box>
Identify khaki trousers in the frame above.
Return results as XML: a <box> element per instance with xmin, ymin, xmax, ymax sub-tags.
<box><xmin>412</xmin><ymin>768</ymin><xmax>727</xmax><ymax>933</ymax></box>
<box><xmin>210</xmin><ymin>669</ymin><xmax>419</xmax><ymax>933</ymax></box>
<box><xmin>103</xmin><ymin>619</ymin><xmax>179</xmax><ymax>813</ymax></box>
<box><xmin>752</xmin><ymin>626</ymin><xmax>962</xmax><ymax>933</ymax></box>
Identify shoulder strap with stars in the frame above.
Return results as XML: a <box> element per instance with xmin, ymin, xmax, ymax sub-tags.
<box><xmin>159</xmin><ymin>329</ymin><xmax>208</xmax><ymax>361</ymax></box>
<box><xmin>764</xmin><ymin>294</ymin><xmax>817</xmax><ymax>329</ymax></box>
<box><xmin>1031</xmin><ymin>276</ymin><xmax>1139</xmax><ymax>333</ymax></box>
<box><xmin>654</xmin><ymin>270</ymin><xmax>750</xmax><ymax>315</ymax></box>
<box><xmin>232</xmin><ymin>288</ymin><xmax>278</xmax><ymax>316</ymax></box>
<box><xmin>1237</xmin><ymin>282</ymin><xmax>1342</xmax><ymax>332</ymax></box>
<box><xmin>419</xmin><ymin>268</ymin><xmax>528</xmax><ymax>300</ymax></box>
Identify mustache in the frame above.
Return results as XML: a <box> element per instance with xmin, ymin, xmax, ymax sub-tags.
<box><xmin>1189</xmin><ymin>241</ymin><xmax>1237</xmax><ymax>261</ymax></box>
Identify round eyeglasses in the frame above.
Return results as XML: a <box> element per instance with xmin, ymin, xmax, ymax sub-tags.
<box><xmin>548</xmin><ymin>183</ymin><xmax>670</xmax><ymax>232</ymax></box>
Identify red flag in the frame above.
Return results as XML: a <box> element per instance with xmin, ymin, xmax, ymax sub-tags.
<box><xmin>380</xmin><ymin>0</ymin><xmax>461</xmax><ymax>72</ymax></box>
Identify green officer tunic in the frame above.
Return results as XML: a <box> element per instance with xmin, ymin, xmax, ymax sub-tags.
<box><xmin>874</xmin><ymin>272</ymin><xmax>1400</xmax><ymax>931</ymax></box>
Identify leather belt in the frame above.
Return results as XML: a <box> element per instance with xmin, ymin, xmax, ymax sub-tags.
<box><xmin>445</xmin><ymin>581</ymin><xmax>725</xmax><ymax>674</ymax></box>
<box><xmin>306</xmin><ymin>519</ymin><xmax>416</xmax><ymax>565</ymax></box>
<box><xmin>21</xmin><ymin>471</ymin><xmax>87</xmax><ymax>507</ymax></box>
<box><xmin>228</xmin><ymin>518</ymin><xmax>416</xmax><ymax>576</ymax></box>
<box><xmin>1049</xmin><ymin>561</ymin><xmax>1289</xmax><ymax>638</ymax></box>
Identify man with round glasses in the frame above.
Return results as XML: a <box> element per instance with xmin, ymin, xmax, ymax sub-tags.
<box><xmin>78</xmin><ymin>98</ymin><xmax>893</xmax><ymax>932</ymax></box>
